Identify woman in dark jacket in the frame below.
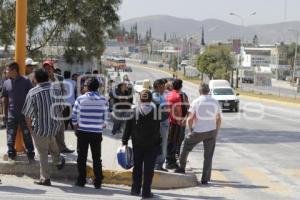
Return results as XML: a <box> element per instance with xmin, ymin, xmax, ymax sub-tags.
<box><xmin>122</xmin><ymin>90</ymin><xmax>161</xmax><ymax>199</ymax></box>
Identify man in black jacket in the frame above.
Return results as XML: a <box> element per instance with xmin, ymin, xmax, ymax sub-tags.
<box><xmin>122</xmin><ymin>90</ymin><xmax>161</xmax><ymax>199</ymax></box>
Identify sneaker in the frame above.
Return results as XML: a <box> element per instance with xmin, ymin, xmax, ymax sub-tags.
<box><xmin>75</xmin><ymin>182</ymin><xmax>85</xmax><ymax>187</ymax></box>
<box><xmin>142</xmin><ymin>192</ymin><xmax>154</xmax><ymax>199</ymax></box>
<box><xmin>155</xmin><ymin>166</ymin><xmax>168</xmax><ymax>172</ymax></box>
<box><xmin>201</xmin><ymin>180</ymin><xmax>208</xmax><ymax>185</ymax></box>
<box><xmin>34</xmin><ymin>179</ymin><xmax>51</xmax><ymax>186</ymax></box>
<box><xmin>94</xmin><ymin>184</ymin><xmax>102</xmax><ymax>189</ymax></box>
<box><xmin>56</xmin><ymin>156</ymin><xmax>65</xmax><ymax>170</ymax></box>
<box><xmin>174</xmin><ymin>168</ymin><xmax>185</xmax><ymax>174</ymax></box>
<box><xmin>8</xmin><ymin>157</ymin><xmax>16</xmax><ymax>165</ymax></box>
<box><xmin>166</xmin><ymin>163</ymin><xmax>179</xmax><ymax>170</ymax></box>
<box><xmin>130</xmin><ymin>191</ymin><xmax>140</xmax><ymax>196</ymax></box>
<box><xmin>61</xmin><ymin>148</ymin><xmax>75</xmax><ymax>154</ymax></box>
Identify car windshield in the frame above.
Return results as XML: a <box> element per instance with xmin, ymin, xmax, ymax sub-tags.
<box><xmin>213</xmin><ymin>88</ymin><xmax>234</xmax><ymax>95</ymax></box>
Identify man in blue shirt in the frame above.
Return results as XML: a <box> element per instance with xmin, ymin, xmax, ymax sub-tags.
<box><xmin>72</xmin><ymin>78</ymin><xmax>108</xmax><ymax>189</ymax></box>
<box><xmin>2</xmin><ymin>62</ymin><xmax>35</xmax><ymax>163</ymax></box>
<box><xmin>152</xmin><ymin>79</ymin><xmax>169</xmax><ymax>172</ymax></box>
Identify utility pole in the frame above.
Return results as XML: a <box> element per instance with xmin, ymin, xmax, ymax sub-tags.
<box><xmin>289</xmin><ymin>29</ymin><xmax>298</xmax><ymax>85</ymax></box>
<box><xmin>15</xmin><ymin>0</ymin><xmax>28</xmax><ymax>152</ymax></box>
<box><xmin>294</xmin><ymin>32</ymin><xmax>298</xmax><ymax>85</ymax></box>
<box><xmin>230</xmin><ymin>12</ymin><xmax>256</xmax><ymax>88</ymax></box>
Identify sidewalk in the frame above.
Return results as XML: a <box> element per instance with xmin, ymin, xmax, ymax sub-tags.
<box><xmin>0</xmin><ymin>120</ymin><xmax>198</xmax><ymax>189</ymax></box>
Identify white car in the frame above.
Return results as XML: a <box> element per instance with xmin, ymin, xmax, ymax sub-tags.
<box><xmin>209</xmin><ymin>80</ymin><xmax>239</xmax><ymax>112</ymax></box>
<box><xmin>133</xmin><ymin>79</ymin><xmax>152</xmax><ymax>93</ymax></box>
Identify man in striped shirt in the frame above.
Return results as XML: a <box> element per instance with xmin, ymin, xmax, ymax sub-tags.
<box><xmin>72</xmin><ymin>78</ymin><xmax>107</xmax><ymax>189</ymax></box>
<box><xmin>22</xmin><ymin>69</ymin><xmax>65</xmax><ymax>186</ymax></box>
<box><xmin>43</xmin><ymin>60</ymin><xmax>74</xmax><ymax>154</ymax></box>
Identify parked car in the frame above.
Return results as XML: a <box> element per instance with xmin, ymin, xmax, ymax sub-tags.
<box><xmin>158</xmin><ymin>63</ymin><xmax>164</xmax><ymax>68</ymax></box>
<box><xmin>140</xmin><ymin>60</ymin><xmax>148</xmax><ymax>65</ymax></box>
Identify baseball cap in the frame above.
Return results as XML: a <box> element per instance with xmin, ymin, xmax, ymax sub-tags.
<box><xmin>25</xmin><ymin>58</ymin><xmax>38</xmax><ymax>66</ymax></box>
<box><xmin>43</xmin><ymin>60</ymin><xmax>54</xmax><ymax>68</ymax></box>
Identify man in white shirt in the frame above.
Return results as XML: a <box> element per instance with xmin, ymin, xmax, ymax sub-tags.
<box><xmin>175</xmin><ymin>83</ymin><xmax>222</xmax><ymax>185</ymax></box>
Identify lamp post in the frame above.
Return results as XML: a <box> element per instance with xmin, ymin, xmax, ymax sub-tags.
<box><xmin>230</xmin><ymin>11</ymin><xmax>256</xmax><ymax>88</ymax></box>
<box><xmin>288</xmin><ymin>29</ymin><xmax>299</xmax><ymax>85</ymax></box>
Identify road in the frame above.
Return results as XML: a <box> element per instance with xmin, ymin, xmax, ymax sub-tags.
<box><xmin>0</xmin><ymin>64</ymin><xmax>299</xmax><ymax>200</ymax></box>
<box><xmin>129</xmin><ymin>64</ymin><xmax>300</xmax><ymax>200</ymax></box>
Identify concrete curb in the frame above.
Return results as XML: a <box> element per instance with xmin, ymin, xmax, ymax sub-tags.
<box><xmin>0</xmin><ymin>160</ymin><xmax>198</xmax><ymax>189</ymax></box>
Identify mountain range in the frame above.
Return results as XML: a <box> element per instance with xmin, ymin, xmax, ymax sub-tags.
<box><xmin>121</xmin><ymin>15</ymin><xmax>300</xmax><ymax>44</ymax></box>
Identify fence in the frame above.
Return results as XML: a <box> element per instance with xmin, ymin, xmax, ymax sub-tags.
<box><xmin>240</xmin><ymin>84</ymin><xmax>300</xmax><ymax>100</ymax></box>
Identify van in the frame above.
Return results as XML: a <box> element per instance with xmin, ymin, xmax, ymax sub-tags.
<box><xmin>209</xmin><ymin>80</ymin><xmax>240</xmax><ymax>112</ymax></box>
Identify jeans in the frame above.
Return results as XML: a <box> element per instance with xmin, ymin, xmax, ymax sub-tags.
<box><xmin>77</xmin><ymin>131</ymin><xmax>103</xmax><ymax>186</ymax></box>
<box><xmin>132</xmin><ymin>146</ymin><xmax>159</xmax><ymax>196</ymax></box>
<box><xmin>63</xmin><ymin>106</ymin><xmax>74</xmax><ymax>130</ymax></box>
<box><xmin>112</xmin><ymin>111</ymin><xmax>129</xmax><ymax>135</ymax></box>
<box><xmin>176</xmin><ymin>126</ymin><xmax>186</xmax><ymax>156</ymax></box>
<box><xmin>7</xmin><ymin>116</ymin><xmax>35</xmax><ymax>159</ymax></box>
<box><xmin>155</xmin><ymin>120</ymin><xmax>169</xmax><ymax>168</ymax></box>
<box><xmin>179</xmin><ymin>130</ymin><xmax>217</xmax><ymax>182</ymax></box>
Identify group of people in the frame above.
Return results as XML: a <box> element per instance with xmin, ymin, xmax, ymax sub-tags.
<box><xmin>0</xmin><ymin>60</ymin><xmax>105</xmax><ymax>183</ymax></box>
<box><xmin>114</xmin><ymin>77</ymin><xmax>222</xmax><ymax>198</ymax></box>
<box><xmin>0</xmin><ymin>59</ymin><xmax>222</xmax><ymax>199</ymax></box>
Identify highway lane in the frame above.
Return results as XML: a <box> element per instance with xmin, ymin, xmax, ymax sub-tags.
<box><xmin>129</xmin><ymin>64</ymin><xmax>300</xmax><ymax>200</ymax></box>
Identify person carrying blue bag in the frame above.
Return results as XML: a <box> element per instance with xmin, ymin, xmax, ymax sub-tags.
<box><xmin>122</xmin><ymin>89</ymin><xmax>161</xmax><ymax>199</ymax></box>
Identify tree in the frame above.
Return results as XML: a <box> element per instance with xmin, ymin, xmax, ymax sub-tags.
<box><xmin>63</xmin><ymin>31</ymin><xmax>86</xmax><ymax>65</ymax></box>
<box><xmin>0</xmin><ymin>0</ymin><xmax>121</xmax><ymax>61</ymax></box>
<box><xmin>171</xmin><ymin>56</ymin><xmax>178</xmax><ymax>72</ymax></box>
<box><xmin>0</xmin><ymin>0</ymin><xmax>15</xmax><ymax>52</ymax></box>
<box><xmin>197</xmin><ymin>45</ymin><xmax>234</xmax><ymax>80</ymax></box>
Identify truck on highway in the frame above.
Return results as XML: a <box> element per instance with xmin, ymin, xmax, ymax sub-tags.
<box><xmin>209</xmin><ymin>80</ymin><xmax>240</xmax><ymax>112</ymax></box>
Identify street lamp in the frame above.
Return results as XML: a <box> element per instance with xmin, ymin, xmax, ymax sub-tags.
<box><xmin>288</xmin><ymin>29</ymin><xmax>299</xmax><ymax>85</ymax></box>
<box><xmin>230</xmin><ymin>11</ymin><xmax>257</xmax><ymax>88</ymax></box>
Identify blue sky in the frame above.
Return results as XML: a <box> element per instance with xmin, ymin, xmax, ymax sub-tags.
<box><xmin>119</xmin><ymin>0</ymin><xmax>300</xmax><ymax>25</ymax></box>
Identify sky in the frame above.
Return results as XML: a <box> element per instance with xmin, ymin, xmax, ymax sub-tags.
<box><xmin>118</xmin><ymin>0</ymin><xmax>300</xmax><ymax>25</ymax></box>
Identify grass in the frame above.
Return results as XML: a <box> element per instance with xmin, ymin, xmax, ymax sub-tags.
<box><xmin>237</xmin><ymin>89</ymin><xmax>300</xmax><ymax>105</ymax></box>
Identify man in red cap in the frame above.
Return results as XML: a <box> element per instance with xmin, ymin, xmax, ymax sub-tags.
<box><xmin>43</xmin><ymin>60</ymin><xmax>74</xmax><ymax>154</ymax></box>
